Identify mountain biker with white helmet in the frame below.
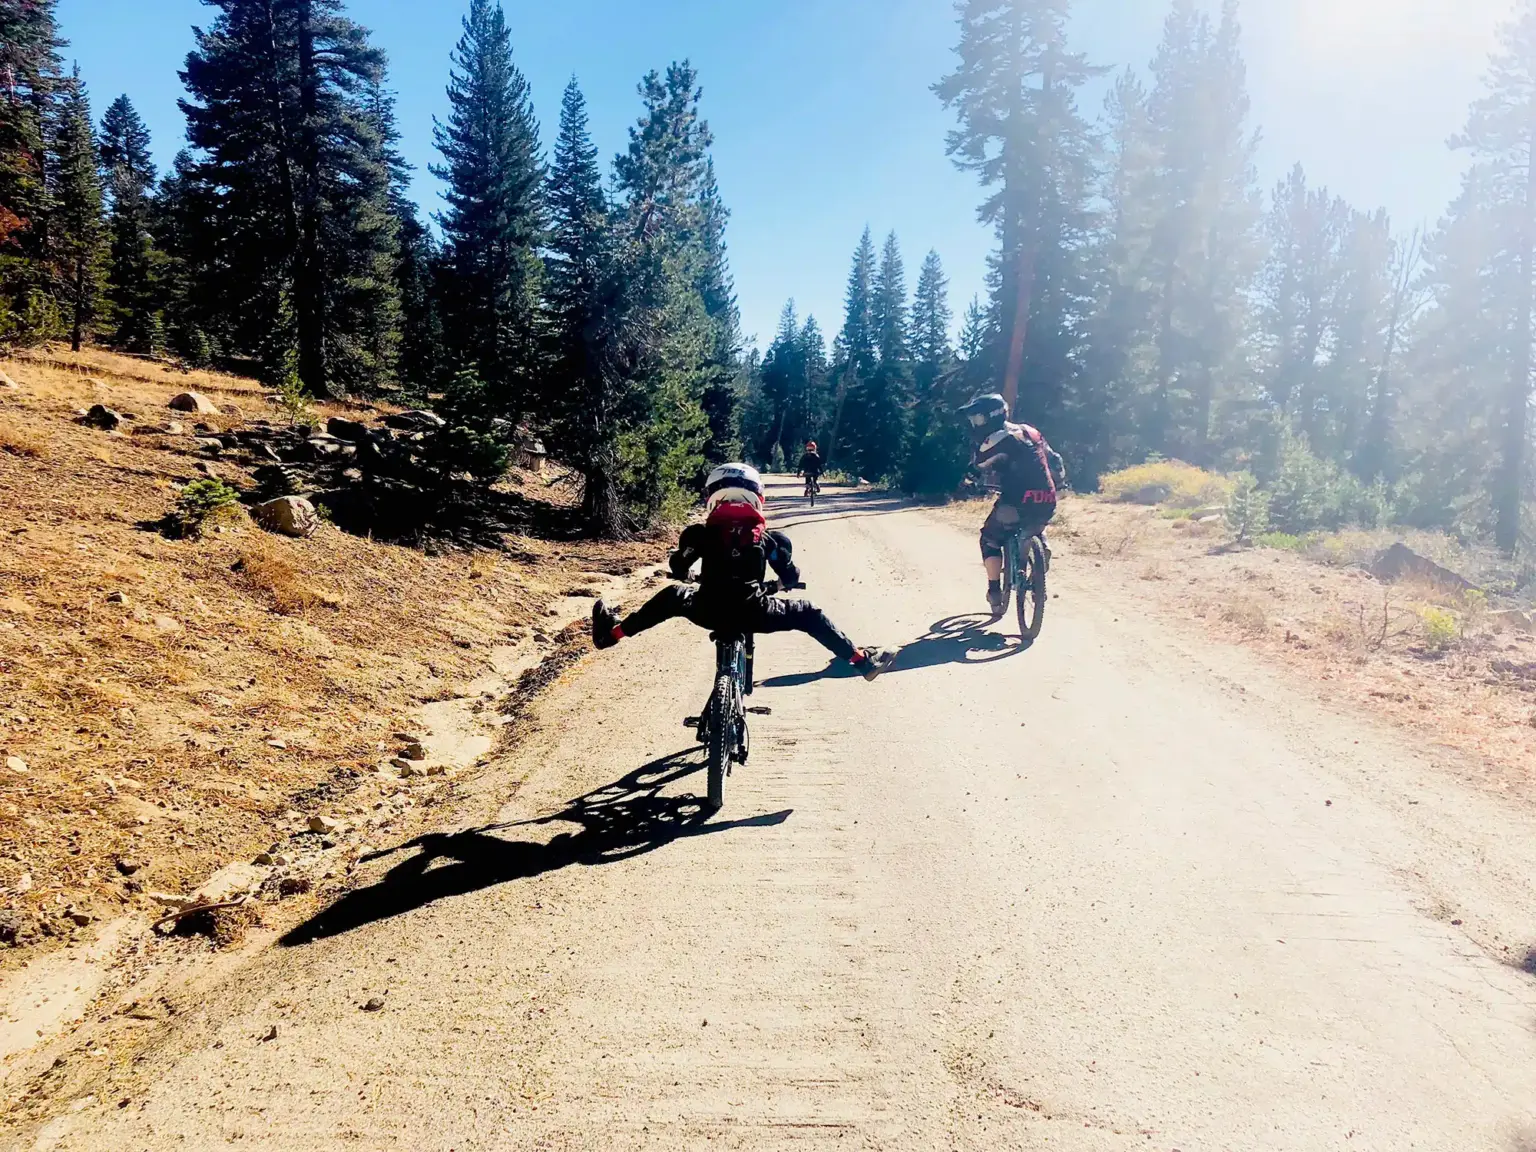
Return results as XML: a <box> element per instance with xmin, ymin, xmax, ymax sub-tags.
<box><xmin>591</xmin><ymin>463</ymin><xmax>898</xmax><ymax>679</ymax></box>
<box><xmin>957</xmin><ymin>393</ymin><xmax>1067</xmax><ymax>616</ymax></box>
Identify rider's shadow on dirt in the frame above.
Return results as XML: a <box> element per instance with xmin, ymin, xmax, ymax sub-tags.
<box><xmin>279</xmin><ymin>751</ymin><xmax>791</xmax><ymax>946</ymax></box>
<box><xmin>760</xmin><ymin>613</ymin><xmax>1024</xmax><ymax>689</ymax></box>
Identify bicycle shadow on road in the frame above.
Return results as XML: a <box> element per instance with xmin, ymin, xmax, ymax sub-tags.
<box><xmin>759</xmin><ymin>613</ymin><xmax>1025</xmax><ymax>689</ymax></box>
<box><xmin>279</xmin><ymin>750</ymin><xmax>791</xmax><ymax>946</ymax></box>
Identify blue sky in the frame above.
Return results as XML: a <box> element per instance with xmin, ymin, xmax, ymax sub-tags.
<box><xmin>57</xmin><ymin>0</ymin><xmax>1510</xmax><ymax>352</ymax></box>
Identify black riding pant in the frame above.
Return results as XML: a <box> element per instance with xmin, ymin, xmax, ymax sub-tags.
<box><xmin>619</xmin><ymin>585</ymin><xmax>858</xmax><ymax>661</ymax></box>
<box><xmin>980</xmin><ymin>498</ymin><xmax>1055</xmax><ymax>561</ymax></box>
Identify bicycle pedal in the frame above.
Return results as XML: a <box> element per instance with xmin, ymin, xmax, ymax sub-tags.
<box><xmin>746</xmin><ymin>706</ymin><xmax>772</xmax><ymax>715</ymax></box>
<box><xmin>683</xmin><ymin>716</ymin><xmax>700</xmax><ymax>727</ymax></box>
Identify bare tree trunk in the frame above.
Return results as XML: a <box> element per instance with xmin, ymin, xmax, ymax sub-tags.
<box><xmin>1001</xmin><ymin>240</ymin><xmax>1036</xmax><ymax>416</ymax></box>
<box><xmin>1497</xmin><ymin>104</ymin><xmax>1536</xmax><ymax>554</ymax></box>
<box><xmin>1357</xmin><ymin>229</ymin><xmax>1421</xmax><ymax>482</ymax></box>
<box><xmin>295</xmin><ymin>0</ymin><xmax>329</xmax><ymax>398</ymax></box>
<box><xmin>70</xmin><ymin>254</ymin><xmax>85</xmax><ymax>351</ymax></box>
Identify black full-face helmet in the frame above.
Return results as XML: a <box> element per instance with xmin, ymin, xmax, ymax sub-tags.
<box><xmin>958</xmin><ymin>393</ymin><xmax>1009</xmax><ymax>442</ymax></box>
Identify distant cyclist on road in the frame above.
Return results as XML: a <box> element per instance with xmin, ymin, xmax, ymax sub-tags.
<box><xmin>958</xmin><ymin>394</ymin><xmax>1067</xmax><ymax>616</ymax></box>
<box><xmin>591</xmin><ymin>463</ymin><xmax>897</xmax><ymax>679</ymax></box>
<box><xmin>797</xmin><ymin>441</ymin><xmax>824</xmax><ymax>489</ymax></box>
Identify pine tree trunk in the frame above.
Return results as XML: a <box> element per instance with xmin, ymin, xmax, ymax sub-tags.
<box><xmin>71</xmin><ymin>252</ymin><xmax>87</xmax><ymax>352</ymax></box>
<box><xmin>1001</xmin><ymin>240</ymin><xmax>1036</xmax><ymax>416</ymax></box>
<box><xmin>1497</xmin><ymin>101</ymin><xmax>1536</xmax><ymax>554</ymax></box>
<box><xmin>295</xmin><ymin>0</ymin><xmax>329</xmax><ymax>398</ymax></box>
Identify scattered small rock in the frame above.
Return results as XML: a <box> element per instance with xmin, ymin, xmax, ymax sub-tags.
<box><xmin>1451</xmin><ymin>919</ymin><xmax>1464</xmax><ymax>927</ymax></box>
<box><xmin>253</xmin><ymin>496</ymin><xmax>319</xmax><ymax>539</ymax></box>
<box><xmin>326</xmin><ymin>417</ymin><xmax>369</xmax><ymax>442</ymax></box>
<box><xmin>400</xmin><ymin>742</ymin><xmax>426</xmax><ymax>761</ymax></box>
<box><xmin>193</xmin><ymin>861</ymin><xmax>268</xmax><ymax>904</ymax></box>
<box><xmin>105</xmin><ymin>590</ymin><xmax>128</xmax><ymax>605</ymax></box>
<box><xmin>361</xmin><ymin>996</ymin><xmax>385</xmax><ymax>1012</ymax></box>
<box><xmin>153</xmin><ymin>615</ymin><xmax>182</xmax><ymax>634</ymax></box>
<box><xmin>278</xmin><ymin>875</ymin><xmax>311</xmax><ymax>897</ymax></box>
<box><xmin>65</xmin><ymin>907</ymin><xmax>93</xmax><ymax>927</ymax></box>
<box><xmin>5</xmin><ymin>756</ymin><xmax>27</xmax><ymax>774</ymax></box>
<box><xmin>308</xmin><ymin>815</ymin><xmax>339</xmax><ymax>834</ymax></box>
<box><xmin>82</xmin><ymin>404</ymin><xmax>122</xmax><ymax>431</ymax></box>
<box><xmin>0</xmin><ymin>911</ymin><xmax>23</xmax><ymax>944</ymax></box>
<box><xmin>0</xmin><ymin>369</ymin><xmax>18</xmax><ymax>390</ymax></box>
<box><xmin>267</xmin><ymin>739</ymin><xmax>288</xmax><ymax>750</ymax></box>
<box><xmin>168</xmin><ymin>391</ymin><xmax>219</xmax><ymax>415</ymax></box>
<box><xmin>115</xmin><ymin>857</ymin><xmax>144</xmax><ymax>876</ymax></box>
<box><xmin>261</xmin><ymin>1025</ymin><xmax>278</xmax><ymax>1042</ymax></box>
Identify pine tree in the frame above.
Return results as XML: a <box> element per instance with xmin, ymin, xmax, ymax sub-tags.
<box><xmin>0</xmin><ymin>0</ymin><xmax>63</xmax><ymax>341</ymax></box>
<box><xmin>904</xmin><ymin>251</ymin><xmax>969</xmax><ymax>494</ymax></box>
<box><xmin>53</xmin><ymin>69</ymin><xmax>105</xmax><ymax>352</ymax></box>
<box><xmin>936</xmin><ymin>0</ymin><xmax>1101</xmax><ymax>422</ymax></box>
<box><xmin>432</xmin><ymin>0</ymin><xmax>543</xmax><ymax>414</ymax></box>
<box><xmin>693</xmin><ymin>160</ymin><xmax>743</xmax><ymax>463</ymax></box>
<box><xmin>1445</xmin><ymin>0</ymin><xmax>1536</xmax><ymax>552</ymax></box>
<box><xmin>179</xmin><ymin>0</ymin><xmax>401</xmax><ymax>395</ymax></box>
<box><xmin>611</xmin><ymin>61</ymin><xmax>724</xmax><ymax>519</ymax></box>
<box><xmin>849</xmin><ymin>231</ymin><xmax>913</xmax><ymax>480</ymax></box>
<box><xmin>544</xmin><ymin>77</ymin><xmax>636</xmax><ymax>534</ymax></box>
<box><xmin>99</xmin><ymin>94</ymin><xmax>160</xmax><ymax>352</ymax></box>
<box><xmin>828</xmin><ymin>227</ymin><xmax>877</xmax><ymax>466</ymax></box>
<box><xmin>1145</xmin><ymin>0</ymin><xmax>1262</xmax><ymax>463</ymax></box>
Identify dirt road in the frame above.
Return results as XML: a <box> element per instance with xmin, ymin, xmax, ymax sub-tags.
<box><xmin>12</xmin><ymin>480</ymin><xmax>1536</xmax><ymax>1150</ymax></box>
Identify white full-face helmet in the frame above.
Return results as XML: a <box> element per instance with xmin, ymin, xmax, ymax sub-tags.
<box><xmin>705</xmin><ymin>462</ymin><xmax>765</xmax><ymax>514</ymax></box>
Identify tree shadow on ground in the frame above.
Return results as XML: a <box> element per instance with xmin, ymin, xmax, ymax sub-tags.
<box><xmin>760</xmin><ymin>613</ymin><xmax>1024</xmax><ymax>689</ymax></box>
<box><xmin>279</xmin><ymin>749</ymin><xmax>792</xmax><ymax>946</ymax></box>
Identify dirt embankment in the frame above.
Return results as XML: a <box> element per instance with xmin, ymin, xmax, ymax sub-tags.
<box><xmin>0</xmin><ymin>348</ymin><xmax>662</xmax><ymax>967</ymax></box>
<box><xmin>937</xmin><ymin>495</ymin><xmax>1536</xmax><ymax>798</ymax></box>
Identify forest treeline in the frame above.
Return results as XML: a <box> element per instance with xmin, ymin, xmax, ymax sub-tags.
<box><xmin>745</xmin><ymin>0</ymin><xmax>1536</xmax><ymax>561</ymax></box>
<box><xmin>0</xmin><ymin>0</ymin><xmax>738</xmax><ymax>534</ymax></box>
<box><xmin>1</xmin><ymin>0</ymin><xmax>1534</xmax><ymax>556</ymax></box>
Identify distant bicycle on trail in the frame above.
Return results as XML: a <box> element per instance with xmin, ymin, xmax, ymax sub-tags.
<box><xmin>798</xmin><ymin>441</ymin><xmax>824</xmax><ymax>508</ymax></box>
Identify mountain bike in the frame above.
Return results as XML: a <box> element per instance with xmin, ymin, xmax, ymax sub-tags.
<box><xmin>999</xmin><ymin>528</ymin><xmax>1047</xmax><ymax>644</ymax></box>
<box><xmin>684</xmin><ymin>580</ymin><xmax>792</xmax><ymax>810</ymax></box>
<box><xmin>803</xmin><ymin>474</ymin><xmax>820</xmax><ymax>506</ymax></box>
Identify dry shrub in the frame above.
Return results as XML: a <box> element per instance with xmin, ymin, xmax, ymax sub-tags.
<box><xmin>1100</xmin><ymin>460</ymin><xmax>1233</xmax><ymax>509</ymax></box>
<box><xmin>469</xmin><ymin>553</ymin><xmax>496</xmax><ymax>581</ymax></box>
<box><xmin>234</xmin><ymin>548</ymin><xmax>342</xmax><ymax>615</ymax></box>
<box><xmin>0</xmin><ymin>421</ymin><xmax>44</xmax><ymax>458</ymax></box>
<box><xmin>1219</xmin><ymin>594</ymin><xmax>1270</xmax><ymax>635</ymax></box>
<box><xmin>1140</xmin><ymin>561</ymin><xmax>1167</xmax><ymax>581</ymax></box>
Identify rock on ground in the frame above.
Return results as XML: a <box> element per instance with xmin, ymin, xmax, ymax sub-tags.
<box><xmin>168</xmin><ymin>392</ymin><xmax>219</xmax><ymax>415</ymax></box>
<box><xmin>253</xmin><ymin>496</ymin><xmax>319</xmax><ymax>539</ymax></box>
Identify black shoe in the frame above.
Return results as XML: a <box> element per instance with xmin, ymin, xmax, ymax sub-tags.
<box><xmin>592</xmin><ymin>600</ymin><xmax>621</xmax><ymax>650</ymax></box>
<box><xmin>857</xmin><ymin>647</ymin><xmax>898</xmax><ymax>681</ymax></box>
<box><xmin>987</xmin><ymin>585</ymin><xmax>1006</xmax><ymax>617</ymax></box>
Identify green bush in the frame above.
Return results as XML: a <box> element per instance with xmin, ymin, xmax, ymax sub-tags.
<box><xmin>1255</xmin><ymin>531</ymin><xmax>1306</xmax><ymax>552</ymax></box>
<box><xmin>1266</xmin><ymin>429</ymin><xmax>1386</xmax><ymax>534</ymax></box>
<box><xmin>1224</xmin><ymin>474</ymin><xmax>1271</xmax><ymax>543</ymax></box>
<box><xmin>174</xmin><ymin>478</ymin><xmax>242</xmax><ymax>537</ymax></box>
<box><xmin>1418</xmin><ymin>605</ymin><xmax>1458</xmax><ymax>651</ymax></box>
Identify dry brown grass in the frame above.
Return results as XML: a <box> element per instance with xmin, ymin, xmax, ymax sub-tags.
<box><xmin>0</xmin><ymin>420</ymin><xmax>44</xmax><ymax>458</ymax></box>
<box><xmin>1219</xmin><ymin>594</ymin><xmax>1269</xmax><ymax>635</ymax></box>
<box><xmin>1062</xmin><ymin>497</ymin><xmax>1536</xmax><ymax>800</ymax></box>
<box><xmin>0</xmin><ymin>345</ymin><xmax>666</xmax><ymax>958</ymax></box>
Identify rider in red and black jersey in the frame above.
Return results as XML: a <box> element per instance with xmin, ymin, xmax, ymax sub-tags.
<box><xmin>590</xmin><ymin>464</ymin><xmax>897</xmax><ymax>679</ymax></box>
<box><xmin>958</xmin><ymin>394</ymin><xmax>1067</xmax><ymax>616</ymax></box>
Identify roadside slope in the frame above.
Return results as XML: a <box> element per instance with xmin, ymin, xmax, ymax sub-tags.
<box><xmin>7</xmin><ymin>480</ymin><xmax>1536</xmax><ymax>1150</ymax></box>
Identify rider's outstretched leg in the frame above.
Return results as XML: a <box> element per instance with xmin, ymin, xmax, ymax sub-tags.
<box><xmin>750</xmin><ymin>597</ymin><xmax>897</xmax><ymax>680</ymax></box>
<box><xmin>592</xmin><ymin>584</ymin><xmax>701</xmax><ymax>650</ymax></box>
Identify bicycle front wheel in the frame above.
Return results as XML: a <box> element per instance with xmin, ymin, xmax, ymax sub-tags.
<box><xmin>706</xmin><ymin>670</ymin><xmax>733</xmax><ymax>810</ymax></box>
<box><xmin>1017</xmin><ymin>535</ymin><xmax>1047</xmax><ymax>643</ymax></box>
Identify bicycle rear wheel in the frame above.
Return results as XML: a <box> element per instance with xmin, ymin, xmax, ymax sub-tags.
<box><xmin>705</xmin><ymin>670</ymin><xmax>733</xmax><ymax>810</ymax></box>
<box><xmin>1016</xmin><ymin>534</ymin><xmax>1047</xmax><ymax>643</ymax></box>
